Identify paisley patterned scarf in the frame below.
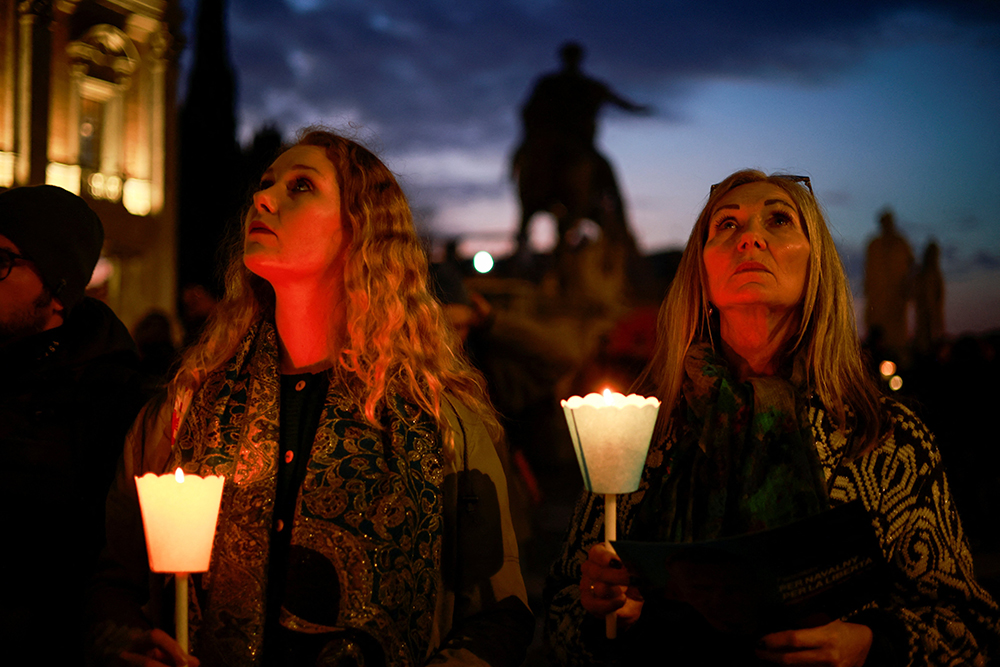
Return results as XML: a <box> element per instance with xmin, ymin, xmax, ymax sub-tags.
<box><xmin>637</xmin><ymin>343</ymin><xmax>829</xmax><ymax>543</ymax></box>
<box><xmin>170</xmin><ymin>321</ymin><xmax>444</xmax><ymax>666</ymax></box>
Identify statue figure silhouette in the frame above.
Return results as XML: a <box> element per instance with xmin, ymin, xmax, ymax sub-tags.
<box><xmin>511</xmin><ymin>42</ymin><xmax>650</xmax><ymax>263</ymax></box>
<box><xmin>864</xmin><ymin>209</ymin><xmax>914</xmax><ymax>358</ymax></box>
<box><xmin>914</xmin><ymin>240</ymin><xmax>945</xmax><ymax>356</ymax></box>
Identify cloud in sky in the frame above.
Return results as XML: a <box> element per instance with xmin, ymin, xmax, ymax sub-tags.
<box><xmin>177</xmin><ymin>0</ymin><xmax>1000</xmax><ymax>331</ymax></box>
<box><xmin>197</xmin><ymin>0</ymin><xmax>1000</xmax><ymax>151</ymax></box>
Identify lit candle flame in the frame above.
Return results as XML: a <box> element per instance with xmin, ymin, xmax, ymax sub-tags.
<box><xmin>602</xmin><ymin>388</ymin><xmax>613</xmax><ymax>405</ymax></box>
<box><xmin>175</xmin><ymin>467</ymin><xmax>185</xmax><ymax>483</ymax></box>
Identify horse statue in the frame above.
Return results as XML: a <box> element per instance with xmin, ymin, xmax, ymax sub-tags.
<box><xmin>511</xmin><ymin>136</ymin><xmax>639</xmax><ymax>285</ymax></box>
<box><xmin>513</xmin><ymin>137</ymin><xmax>632</xmax><ymax>247</ymax></box>
<box><xmin>510</xmin><ymin>42</ymin><xmax>652</xmax><ymax>295</ymax></box>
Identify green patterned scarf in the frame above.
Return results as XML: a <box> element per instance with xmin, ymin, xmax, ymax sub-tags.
<box><xmin>638</xmin><ymin>343</ymin><xmax>829</xmax><ymax>543</ymax></box>
<box><xmin>171</xmin><ymin>321</ymin><xmax>445</xmax><ymax>666</ymax></box>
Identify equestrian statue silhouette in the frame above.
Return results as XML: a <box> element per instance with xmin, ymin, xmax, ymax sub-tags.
<box><xmin>511</xmin><ymin>42</ymin><xmax>650</xmax><ymax>269</ymax></box>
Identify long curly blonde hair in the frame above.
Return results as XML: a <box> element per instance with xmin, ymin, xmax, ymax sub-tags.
<box><xmin>169</xmin><ymin>128</ymin><xmax>500</xmax><ymax>447</ymax></box>
<box><xmin>644</xmin><ymin>169</ymin><xmax>885</xmax><ymax>458</ymax></box>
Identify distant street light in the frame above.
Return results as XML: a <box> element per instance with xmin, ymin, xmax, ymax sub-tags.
<box><xmin>473</xmin><ymin>251</ymin><xmax>494</xmax><ymax>274</ymax></box>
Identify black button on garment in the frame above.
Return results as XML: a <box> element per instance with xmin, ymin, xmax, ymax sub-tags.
<box><xmin>276</xmin><ymin>370</ymin><xmax>330</xmax><ymax>539</ymax></box>
<box><xmin>269</xmin><ymin>371</ymin><xmax>331</xmax><ymax>638</ymax></box>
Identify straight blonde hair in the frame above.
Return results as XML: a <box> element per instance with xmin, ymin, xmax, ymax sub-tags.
<box><xmin>643</xmin><ymin>170</ymin><xmax>884</xmax><ymax>458</ymax></box>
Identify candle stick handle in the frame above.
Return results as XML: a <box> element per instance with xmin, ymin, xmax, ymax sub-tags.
<box><xmin>175</xmin><ymin>573</ymin><xmax>189</xmax><ymax>654</ymax></box>
<box><xmin>604</xmin><ymin>493</ymin><xmax>617</xmax><ymax>640</ymax></box>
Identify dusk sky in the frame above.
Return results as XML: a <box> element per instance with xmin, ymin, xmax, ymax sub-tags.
<box><xmin>180</xmin><ymin>0</ymin><xmax>1000</xmax><ymax>335</ymax></box>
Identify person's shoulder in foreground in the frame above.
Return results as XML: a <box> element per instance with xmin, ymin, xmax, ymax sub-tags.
<box><xmin>0</xmin><ymin>184</ymin><xmax>145</xmax><ymax>664</ymax></box>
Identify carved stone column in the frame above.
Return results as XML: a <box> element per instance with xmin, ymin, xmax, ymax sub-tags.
<box><xmin>17</xmin><ymin>0</ymin><xmax>53</xmax><ymax>185</ymax></box>
<box><xmin>66</xmin><ymin>61</ymin><xmax>85</xmax><ymax>164</ymax></box>
<box><xmin>148</xmin><ymin>24</ymin><xmax>169</xmax><ymax>214</ymax></box>
<box><xmin>2</xmin><ymin>0</ymin><xmax>16</xmax><ymax>151</ymax></box>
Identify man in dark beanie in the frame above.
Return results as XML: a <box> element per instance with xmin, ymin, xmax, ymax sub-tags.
<box><xmin>0</xmin><ymin>185</ymin><xmax>148</xmax><ymax>662</ymax></box>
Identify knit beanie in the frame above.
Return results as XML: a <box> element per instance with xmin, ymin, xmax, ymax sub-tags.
<box><xmin>0</xmin><ymin>185</ymin><xmax>104</xmax><ymax>314</ymax></box>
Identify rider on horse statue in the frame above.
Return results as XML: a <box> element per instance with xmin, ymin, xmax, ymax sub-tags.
<box><xmin>511</xmin><ymin>42</ymin><xmax>651</xmax><ymax>259</ymax></box>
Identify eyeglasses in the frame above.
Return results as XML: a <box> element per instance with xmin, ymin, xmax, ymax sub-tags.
<box><xmin>710</xmin><ymin>174</ymin><xmax>813</xmax><ymax>197</ymax></box>
<box><xmin>0</xmin><ymin>248</ymin><xmax>30</xmax><ymax>281</ymax></box>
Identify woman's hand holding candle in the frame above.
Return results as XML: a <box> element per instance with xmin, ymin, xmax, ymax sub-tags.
<box><xmin>119</xmin><ymin>628</ymin><xmax>200</xmax><ymax>667</ymax></box>
<box><xmin>580</xmin><ymin>543</ymin><xmax>644</xmax><ymax>632</ymax></box>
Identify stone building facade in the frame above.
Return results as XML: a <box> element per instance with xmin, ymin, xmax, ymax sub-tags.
<box><xmin>0</xmin><ymin>0</ymin><xmax>181</xmax><ymax>330</ymax></box>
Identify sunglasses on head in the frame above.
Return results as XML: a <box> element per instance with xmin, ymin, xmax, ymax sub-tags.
<box><xmin>710</xmin><ymin>174</ymin><xmax>813</xmax><ymax>197</ymax></box>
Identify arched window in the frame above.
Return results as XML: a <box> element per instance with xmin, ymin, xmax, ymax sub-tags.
<box><xmin>61</xmin><ymin>24</ymin><xmax>138</xmax><ymax>202</ymax></box>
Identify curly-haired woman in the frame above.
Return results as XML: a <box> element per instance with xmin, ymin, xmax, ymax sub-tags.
<box><xmin>89</xmin><ymin>129</ymin><xmax>532</xmax><ymax>667</ymax></box>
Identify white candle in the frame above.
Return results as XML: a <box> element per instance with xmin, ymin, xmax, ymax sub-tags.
<box><xmin>135</xmin><ymin>468</ymin><xmax>225</xmax><ymax>654</ymax></box>
<box><xmin>135</xmin><ymin>468</ymin><xmax>225</xmax><ymax>574</ymax></box>
<box><xmin>561</xmin><ymin>389</ymin><xmax>660</xmax><ymax>495</ymax></box>
<box><xmin>562</xmin><ymin>389</ymin><xmax>660</xmax><ymax>639</ymax></box>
